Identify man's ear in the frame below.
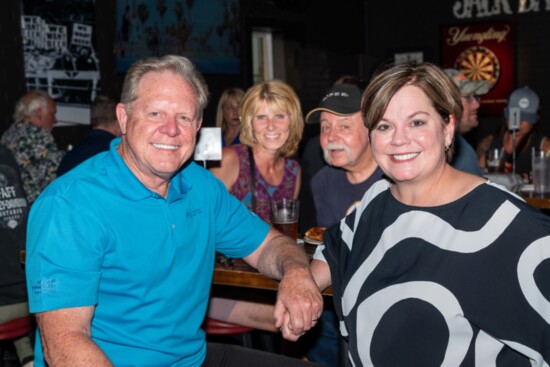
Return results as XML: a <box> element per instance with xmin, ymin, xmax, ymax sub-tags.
<box><xmin>116</xmin><ymin>103</ymin><xmax>128</xmax><ymax>134</ymax></box>
<box><xmin>196</xmin><ymin>117</ymin><xmax>203</xmax><ymax>131</ymax></box>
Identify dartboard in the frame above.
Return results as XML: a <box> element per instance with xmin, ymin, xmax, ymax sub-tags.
<box><xmin>455</xmin><ymin>46</ymin><xmax>500</xmax><ymax>87</ymax></box>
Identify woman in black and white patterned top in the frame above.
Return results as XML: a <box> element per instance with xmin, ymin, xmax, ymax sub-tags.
<box><xmin>311</xmin><ymin>62</ymin><xmax>550</xmax><ymax>366</ymax></box>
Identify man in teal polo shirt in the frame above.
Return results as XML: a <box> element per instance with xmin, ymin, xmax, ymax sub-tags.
<box><xmin>26</xmin><ymin>55</ymin><xmax>323</xmax><ymax>367</ymax></box>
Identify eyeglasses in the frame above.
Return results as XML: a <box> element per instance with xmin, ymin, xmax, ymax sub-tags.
<box><xmin>462</xmin><ymin>94</ymin><xmax>481</xmax><ymax>103</ymax></box>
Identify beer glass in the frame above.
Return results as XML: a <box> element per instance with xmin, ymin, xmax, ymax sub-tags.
<box><xmin>270</xmin><ymin>199</ymin><xmax>299</xmax><ymax>240</ymax></box>
<box><xmin>532</xmin><ymin>150</ymin><xmax>550</xmax><ymax>194</ymax></box>
<box><xmin>487</xmin><ymin>148</ymin><xmax>501</xmax><ymax>173</ymax></box>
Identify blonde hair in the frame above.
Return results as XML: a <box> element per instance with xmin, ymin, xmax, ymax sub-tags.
<box><xmin>361</xmin><ymin>62</ymin><xmax>462</xmax><ymax>161</ymax></box>
<box><xmin>215</xmin><ymin>88</ymin><xmax>245</xmax><ymax>130</ymax></box>
<box><xmin>239</xmin><ymin>80</ymin><xmax>304</xmax><ymax>157</ymax></box>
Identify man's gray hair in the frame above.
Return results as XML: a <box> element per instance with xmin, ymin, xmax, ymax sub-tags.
<box><xmin>13</xmin><ymin>90</ymin><xmax>52</xmax><ymax>123</ymax></box>
<box><xmin>120</xmin><ymin>55</ymin><xmax>209</xmax><ymax>119</ymax></box>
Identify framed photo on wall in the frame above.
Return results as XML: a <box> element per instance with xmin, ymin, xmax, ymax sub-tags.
<box><xmin>115</xmin><ymin>0</ymin><xmax>240</xmax><ymax>75</ymax></box>
<box><xmin>21</xmin><ymin>0</ymin><xmax>99</xmax><ymax>125</ymax></box>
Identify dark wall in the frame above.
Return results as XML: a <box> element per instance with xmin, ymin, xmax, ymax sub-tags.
<box><xmin>4</xmin><ymin>1</ymin><xmax>550</xmax><ymax>144</ymax></box>
<box><xmin>364</xmin><ymin>0</ymin><xmax>550</xmax><ymax>138</ymax></box>
<box><xmin>96</xmin><ymin>0</ymin><xmax>365</xmax><ymax>128</ymax></box>
<box><xmin>0</xmin><ymin>1</ymin><xmax>366</xmax><ymax>145</ymax></box>
<box><xmin>0</xmin><ymin>1</ymin><xmax>26</xmax><ymax>136</ymax></box>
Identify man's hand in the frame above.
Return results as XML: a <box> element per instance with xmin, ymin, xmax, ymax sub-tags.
<box><xmin>274</xmin><ymin>266</ymin><xmax>323</xmax><ymax>341</ymax></box>
<box><xmin>244</xmin><ymin>229</ymin><xmax>323</xmax><ymax>341</ymax></box>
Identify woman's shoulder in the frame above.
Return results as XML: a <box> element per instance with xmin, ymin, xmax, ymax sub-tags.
<box><xmin>230</xmin><ymin>144</ymin><xmax>248</xmax><ymax>153</ymax></box>
<box><xmin>353</xmin><ymin>179</ymin><xmax>391</xmax><ymax>214</ymax></box>
<box><xmin>284</xmin><ymin>156</ymin><xmax>301</xmax><ymax>172</ymax></box>
<box><xmin>219</xmin><ymin>144</ymin><xmax>245</xmax><ymax>164</ymax></box>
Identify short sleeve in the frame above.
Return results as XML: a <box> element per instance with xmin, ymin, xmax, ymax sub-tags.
<box><xmin>212</xmin><ymin>176</ymin><xmax>270</xmax><ymax>258</ymax></box>
<box><xmin>26</xmin><ymin>194</ymin><xmax>106</xmax><ymax>313</ymax></box>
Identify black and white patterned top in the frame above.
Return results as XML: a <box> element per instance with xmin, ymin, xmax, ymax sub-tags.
<box><xmin>319</xmin><ymin>179</ymin><xmax>550</xmax><ymax>366</ymax></box>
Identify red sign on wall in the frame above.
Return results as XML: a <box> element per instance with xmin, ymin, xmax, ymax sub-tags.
<box><xmin>442</xmin><ymin>22</ymin><xmax>514</xmax><ymax>115</ymax></box>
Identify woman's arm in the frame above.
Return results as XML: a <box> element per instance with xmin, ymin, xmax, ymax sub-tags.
<box><xmin>310</xmin><ymin>259</ymin><xmax>332</xmax><ymax>292</ymax></box>
<box><xmin>293</xmin><ymin>165</ymin><xmax>302</xmax><ymax>200</ymax></box>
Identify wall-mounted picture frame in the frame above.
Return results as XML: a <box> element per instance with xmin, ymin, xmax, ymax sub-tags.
<box><xmin>115</xmin><ymin>0</ymin><xmax>240</xmax><ymax>75</ymax></box>
<box><xmin>21</xmin><ymin>0</ymin><xmax>99</xmax><ymax>125</ymax></box>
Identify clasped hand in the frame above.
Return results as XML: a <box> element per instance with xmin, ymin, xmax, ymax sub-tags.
<box><xmin>273</xmin><ymin>267</ymin><xmax>323</xmax><ymax>341</ymax></box>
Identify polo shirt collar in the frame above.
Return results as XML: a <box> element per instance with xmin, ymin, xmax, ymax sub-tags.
<box><xmin>105</xmin><ymin>138</ymin><xmax>192</xmax><ymax>202</ymax></box>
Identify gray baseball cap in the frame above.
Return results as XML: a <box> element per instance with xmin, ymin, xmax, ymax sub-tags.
<box><xmin>444</xmin><ymin>68</ymin><xmax>490</xmax><ymax>96</ymax></box>
<box><xmin>504</xmin><ymin>86</ymin><xmax>540</xmax><ymax>124</ymax></box>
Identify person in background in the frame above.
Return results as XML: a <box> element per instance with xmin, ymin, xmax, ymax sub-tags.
<box><xmin>0</xmin><ymin>144</ymin><xmax>34</xmax><ymax>367</ymax></box>
<box><xmin>210</xmin><ymin>80</ymin><xmax>302</xmax><ymax>220</ymax></box>
<box><xmin>26</xmin><ymin>55</ymin><xmax>322</xmax><ymax>367</ymax></box>
<box><xmin>57</xmin><ymin>95</ymin><xmax>121</xmax><ymax>176</ymax></box>
<box><xmin>299</xmin><ymin>76</ymin><xmax>366</xmax><ymax>234</ymax></box>
<box><xmin>302</xmin><ymin>83</ymin><xmax>384</xmax><ymax>366</ymax></box>
<box><xmin>216</xmin><ymin>87</ymin><xmax>245</xmax><ymax>146</ymax></box>
<box><xmin>477</xmin><ymin>86</ymin><xmax>550</xmax><ymax>177</ymax></box>
<box><xmin>444</xmin><ymin>68</ymin><xmax>488</xmax><ymax>176</ymax></box>
<box><xmin>0</xmin><ymin>90</ymin><xmax>64</xmax><ymax>204</ymax></box>
<box><xmin>207</xmin><ymin>79</ymin><xmax>303</xmax><ymax>333</ymax></box>
<box><xmin>311</xmin><ymin>61</ymin><xmax>550</xmax><ymax>366</ymax></box>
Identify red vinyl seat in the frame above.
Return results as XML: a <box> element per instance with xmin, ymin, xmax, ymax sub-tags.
<box><xmin>0</xmin><ymin>316</ymin><xmax>33</xmax><ymax>341</ymax></box>
<box><xmin>203</xmin><ymin>317</ymin><xmax>254</xmax><ymax>348</ymax></box>
<box><xmin>0</xmin><ymin>316</ymin><xmax>34</xmax><ymax>367</ymax></box>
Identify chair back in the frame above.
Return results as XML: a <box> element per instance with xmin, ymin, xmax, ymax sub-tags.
<box><xmin>203</xmin><ymin>317</ymin><xmax>253</xmax><ymax>335</ymax></box>
<box><xmin>0</xmin><ymin>316</ymin><xmax>34</xmax><ymax>340</ymax></box>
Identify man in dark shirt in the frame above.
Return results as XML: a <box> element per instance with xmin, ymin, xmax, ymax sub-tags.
<box><xmin>57</xmin><ymin>95</ymin><xmax>121</xmax><ymax>176</ymax></box>
<box><xmin>0</xmin><ymin>144</ymin><xmax>34</xmax><ymax>366</ymax></box>
<box><xmin>303</xmin><ymin>84</ymin><xmax>383</xmax><ymax>366</ymax></box>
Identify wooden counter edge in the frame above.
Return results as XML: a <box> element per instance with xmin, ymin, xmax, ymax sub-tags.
<box><xmin>213</xmin><ymin>267</ymin><xmax>333</xmax><ymax>296</ymax></box>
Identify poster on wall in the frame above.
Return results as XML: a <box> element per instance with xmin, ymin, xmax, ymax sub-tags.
<box><xmin>442</xmin><ymin>22</ymin><xmax>514</xmax><ymax>115</ymax></box>
<box><xmin>21</xmin><ymin>0</ymin><xmax>99</xmax><ymax>125</ymax></box>
<box><xmin>115</xmin><ymin>0</ymin><xmax>240</xmax><ymax>75</ymax></box>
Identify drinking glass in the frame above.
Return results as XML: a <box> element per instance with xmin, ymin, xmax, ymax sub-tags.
<box><xmin>532</xmin><ymin>150</ymin><xmax>550</xmax><ymax>194</ymax></box>
<box><xmin>486</xmin><ymin>148</ymin><xmax>501</xmax><ymax>173</ymax></box>
<box><xmin>270</xmin><ymin>199</ymin><xmax>299</xmax><ymax>240</ymax></box>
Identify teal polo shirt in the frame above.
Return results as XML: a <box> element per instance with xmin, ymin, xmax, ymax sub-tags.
<box><xmin>27</xmin><ymin>138</ymin><xmax>269</xmax><ymax>366</ymax></box>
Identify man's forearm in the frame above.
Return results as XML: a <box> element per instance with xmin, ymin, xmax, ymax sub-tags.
<box><xmin>36</xmin><ymin>308</ymin><xmax>113</xmax><ymax>367</ymax></box>
<box><xmin>40</xmin><ymin>330</ymin><xmax>113</xmax><ymax>367</ymax></box>
<box><xmin>256</xmin><ymin>234</ymin><xmax>310</xmax><ymax>280</ymax></box>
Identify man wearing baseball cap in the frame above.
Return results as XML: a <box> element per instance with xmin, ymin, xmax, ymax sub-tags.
<box><xmin>301</xmin><ymin>83</ymin><xmax>384</xmax><ymax>366</ymax></box>
<box><xmin>445</xmin><ymin>68</ymin><xmax>490</xmax><ymax>176</ymax></box>
<box><xmin>479</xmin><ymin>86</ymin><xmax>549</xmax><ymax>176</ymax></box>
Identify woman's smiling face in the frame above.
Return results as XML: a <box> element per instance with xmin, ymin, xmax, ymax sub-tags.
<box><xmin>251</xmin><ymin>100</ymin><xmax>291</xmax><ymax>152</ymax></box>
<box><xmin>370</xmin><ymin>84</ymin><xmax>455</xmax><ymax>185</ymax></box>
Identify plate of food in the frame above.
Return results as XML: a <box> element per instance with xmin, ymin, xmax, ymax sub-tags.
<box><xmin>304</xmin><ymin>226</ymin><xmax>326</xmax><ymax>245</ymax></box>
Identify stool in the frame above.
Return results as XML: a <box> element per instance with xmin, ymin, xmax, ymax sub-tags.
<box><xmin>203</xmin><ymin>317</ymin><xmax>254</xmax><ymax>348</ymax></box>
<box><xmin>0</xmin><ymin>316</ymin><xmax>34</xmax><ymax>367</ymax></box>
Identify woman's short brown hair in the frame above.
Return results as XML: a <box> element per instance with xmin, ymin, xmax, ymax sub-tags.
<box><xmin>239</xmin><ymin>80</ymin><xmax>304</xmax><ymax>157</ymax></box>
<box><xmin>361</xmin><ymin>62</ymin><xmax>462</xmax><ymax>161</ymax></box>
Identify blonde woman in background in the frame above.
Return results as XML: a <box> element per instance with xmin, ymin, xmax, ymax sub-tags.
<box><xmin>216</xmin><ymin>88</ymin><xmax>245</xmax><ymax>146</ymax></box>
<box><xmin>208</xmin><ymin>80</ymin><xmax>304</xmax><ymax>333</ymax></box>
